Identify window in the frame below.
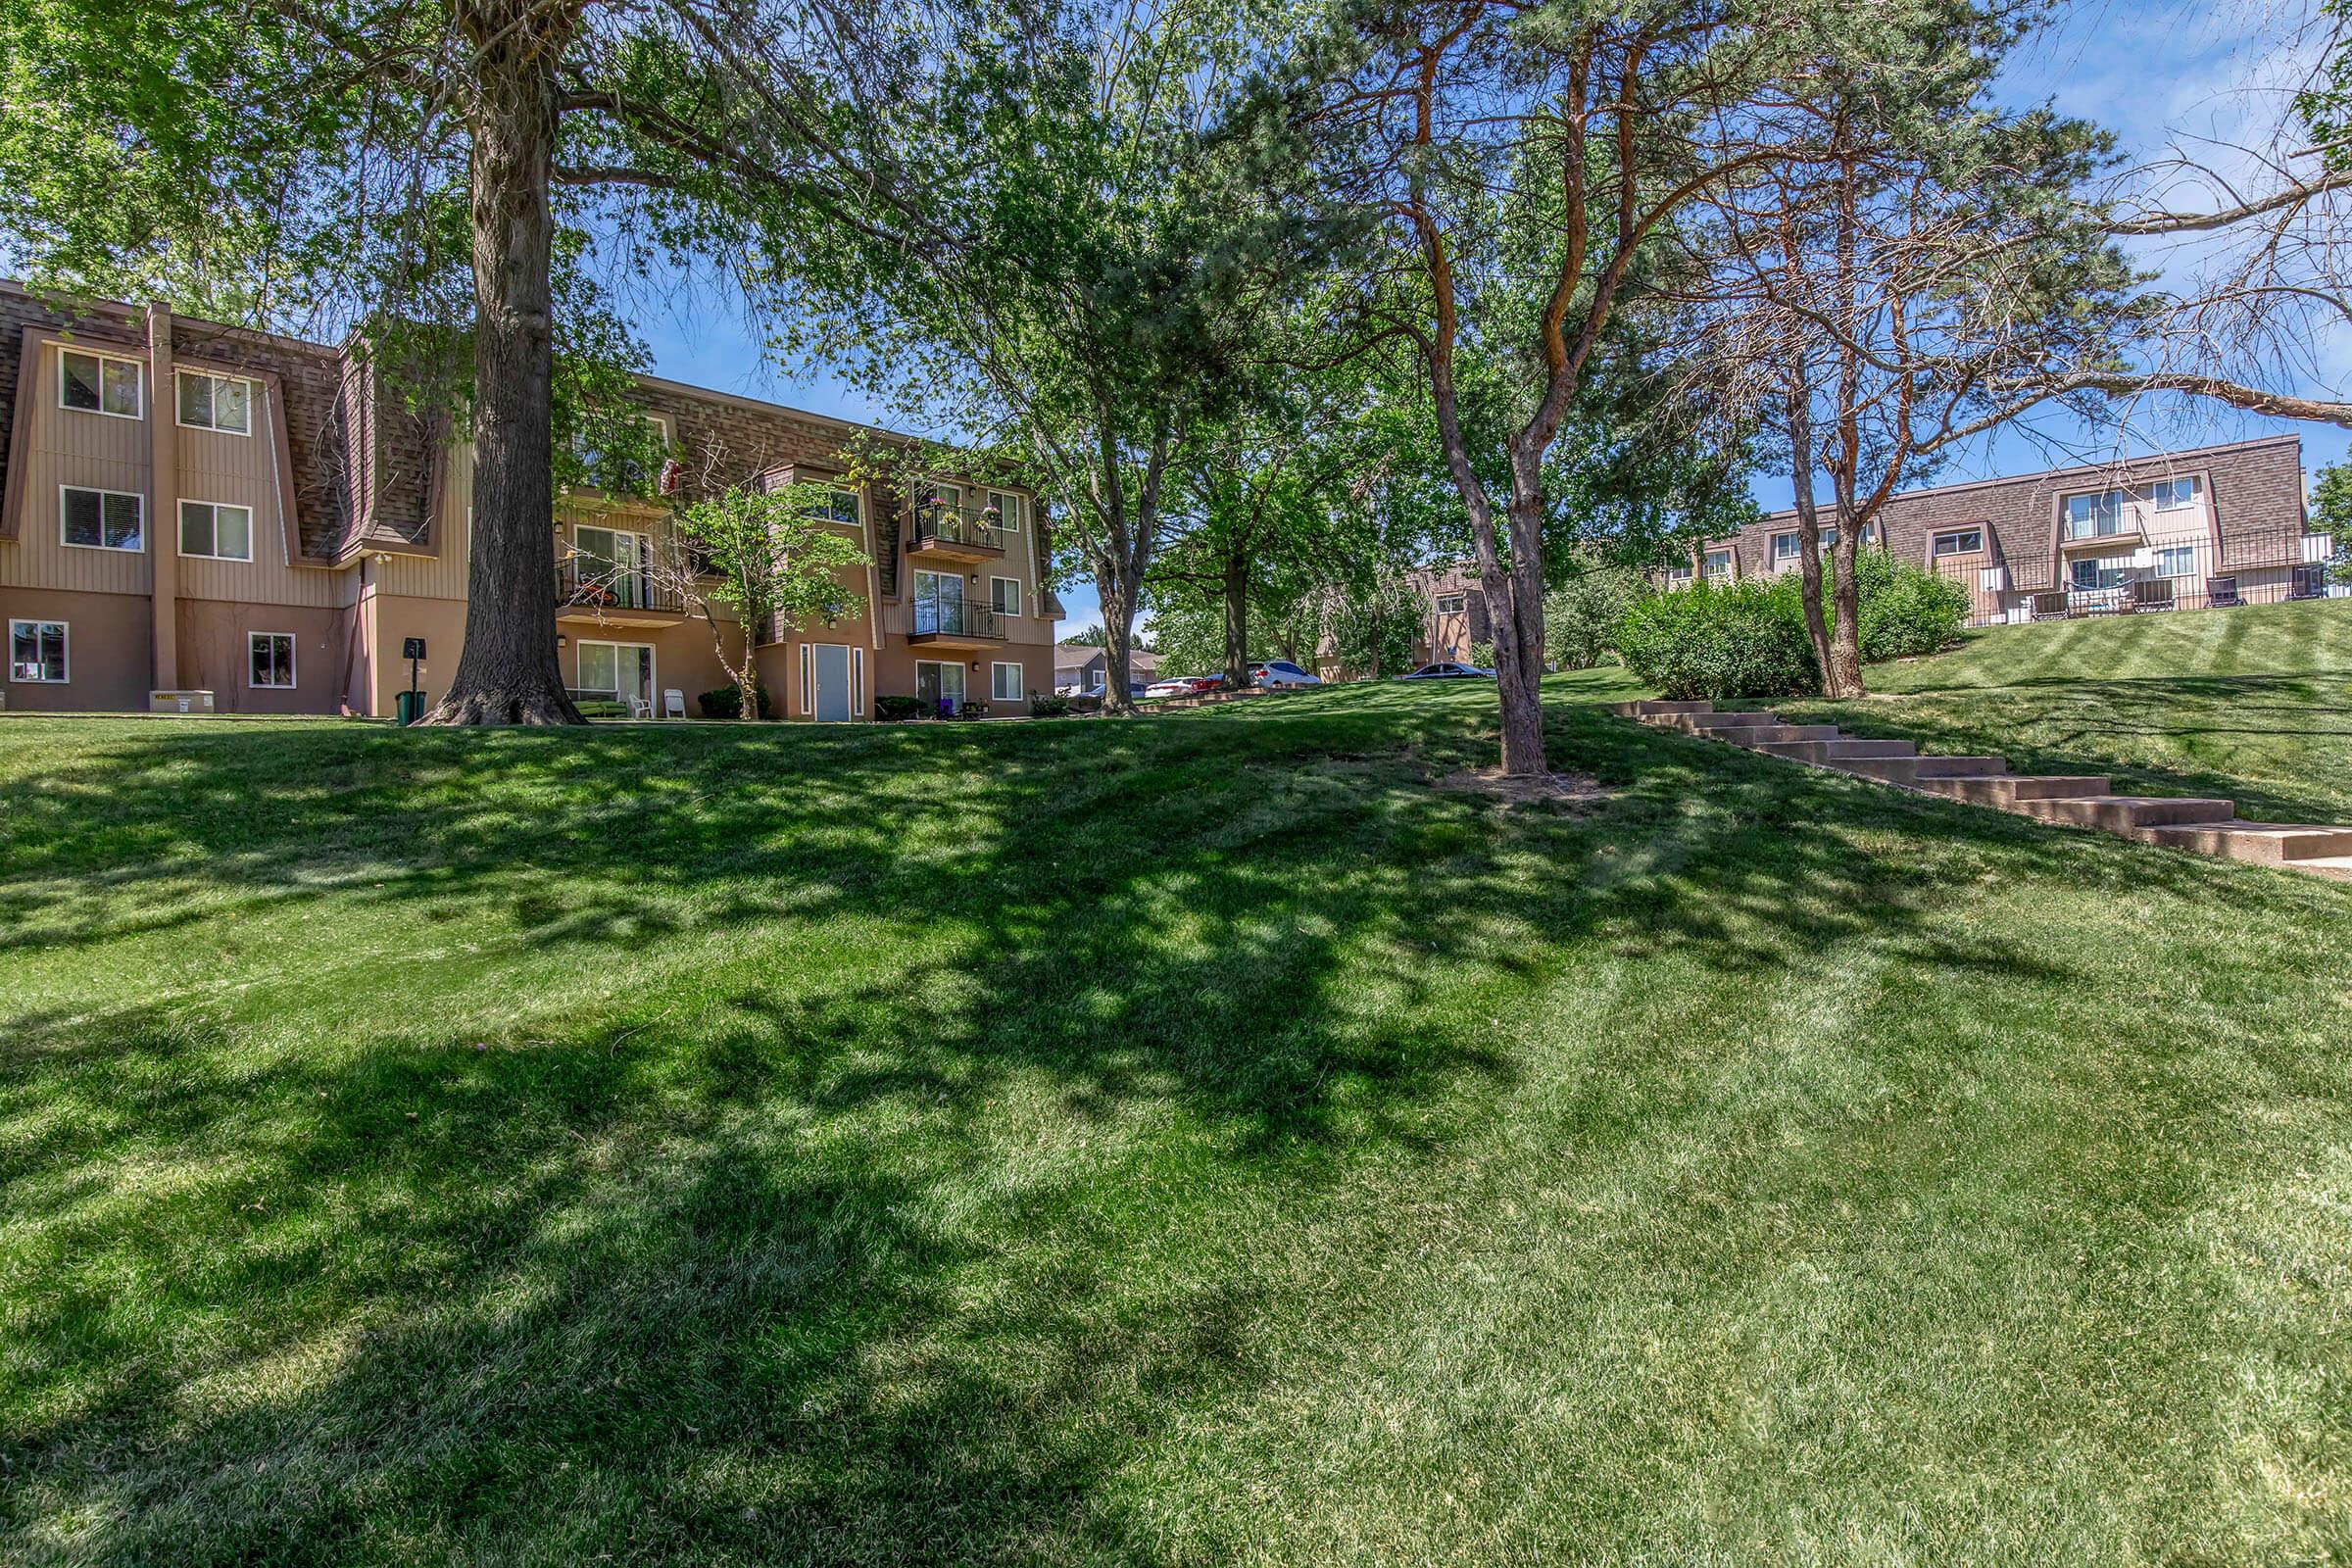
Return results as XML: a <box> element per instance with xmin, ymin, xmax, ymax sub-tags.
<box><xmin>990</xmin><ymin>576</ymin><xmax>1022</xmax><ymax>616</ymax></box>
<box><xmin>176</xmin><ymin>369</ymin><xmax>253</xmax><ymax>435</ymax></box>
<box><xmin>918</xmin><ymin>480</ymin><xmax>964</xmax><ymax>513</ymax></box>
<box><xmin>1435</xmin><ymin>593</ymin><xmax>1466</xmax><ymax>615</ymax></box>
<box><xmin>1932</xmin><ymin>528</ymin><xmax>1984</xmax><ymax>557</ymax></box>
<box><xmin>61</xmin><ymin>485</ymin><xmax>143</xmax><ymax>552</ymax></box>
<box><xmin>2154</xmin><ymin>546</ymin><xmax>2196</xmax><ymax>578</ymax></box>
<box><xmin>2151</xmin><ymin>477</ymin><xmax>2200</xmax><ymax>512</ymax></box>
<box><xmin>572</xmin><ymin>412</ymin><xmax>668</xmax><ymax>496</ymax></box>
<box><xmin>249</xmin><ymin>632</ymin><xmax>296</xmax><ymax>688</ymax></box>
<box><xmin>992</xmin><ymin>661</ymin><xmax>1023</xmax><ymax>701</ymax></box>
<box><xmin>9</xmin><ymin>619</ymin><xmax>67</xmax><ymax>682</ymax></box>
<box><xmin>2071</xmin><ymin>559</ymin><xmax>2127</xmax><ymax>592</ymax></box>
<box><xmin>179</xmin><ymin>500</ymin><xmax>254</xmax><ymax>561</ymax></box>
<box><xmin>986</xmin><ymin>490</ymin><xmax>1022</xmax><ymax>532</ymax></box>
<box><xmin>1702</xmin><ymin>549</ymin><xmax>1732</xmax><ymax>578</ymax></box>
<box><xmin>807</xmin><ymin>487</ymin><xmax>860</xmax><ymax>525</ymax></box>
<box><xmin>1771</xmin><ymin>528</ymin><xmax>1837</xmax><ymax>564</ymax></box>
<box><xmin>2066</xmin><ymin>490</ymin><xmax>2129</xmax><ymax>539</ymax></box>
<box><xmin>59</xmin><ymin>348</ymin><xmax>142</xmax><ymax>417</ymax></box>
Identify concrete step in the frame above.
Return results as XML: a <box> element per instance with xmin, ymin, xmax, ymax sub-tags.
<box><xmin>1752</xmin><ymin>738</ymin><xmax>1916</xmax><ymax>763</ymax></box>
<box><xmin>1910</xmin><ymin>756</ymin><xmax>2010</xmax><ymax>778</ymax></box>
<box><xmin>1663</xmin><ymin>710</ymin><xmax>1783</xmax><ymax>733</ymax></box>
<box><xmin>2290</xmin><ymin>856</ymin><xmax>2352</xmax><ymax>880</ymax></box>
<box><xmin>1719</xmin><ymin>724</ymin><xmax>1844</xmax><ymax>746</ymax></box>
<box><xmin>2016</xmin><ymin>795</ymin><xmax>2238</xmax><ymax>832</ymax></box>
<box><xmin>1916</xmin><ymin>774</ymin><xmax>2110</xmax><ymax>806</ymax></box>
<box><xmin>1612</xmin><ymin>700</ymin><xmax>1712</xmax><ymax>717</ymax></box>
<box><xmin>2137</xmin><ymin>820</ymin><xmax>2352</xmax><ymax>863</ymax></box>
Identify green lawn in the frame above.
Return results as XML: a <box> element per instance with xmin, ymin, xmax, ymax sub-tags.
<box><xmin>1784</xmin><ymin>597</ymin><xmax>2352</xmax><ymax>822</ymax></box>
<box><xmin>4</xmin><ymin>677</ymin><xmax>2351</xmax><ymax>1564</ymax></box>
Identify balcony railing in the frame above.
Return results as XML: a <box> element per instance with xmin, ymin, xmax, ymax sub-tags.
<box><xmin>557</xmin><ymin>558</ymin><xmax>683</xmax><ymax>614</ymax></box>
<box><xmin>905</xmin><ymin>504</ymin><xmax>1007</xmax><ymax>556</ymax></box>
<box><xmin>910</xmin><ymin>599</ymin><xmax>1008</xmax><ymax>640</ymax></box>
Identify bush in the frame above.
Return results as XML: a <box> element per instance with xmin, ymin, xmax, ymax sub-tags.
<box><xmin>1028</xmin><ymin>694</ymin><xmax>1073</xmax><ymax>718</ymax></box>
<box><xmin>1851</xmin><ymin>552</ymin><xmax>1969</xmax><ymax>662</ymax></box>
<box><xmin>874</xmin><ymin>694</ymin><xmax>929</xmax><ymax>722</ymax></box>
<box><xmin>1544</xmin><ymin>548</ymin><xmax>1646</xmax><ymax>669</ymax></box>
<box><xmin>1616</xmin><ymin>578</ymin><xmax>1819</xmax><ymax>702</ymax></box>
<box><xmin>698</xmin><ymin>683</ymin><xmax>772</xmax><ymax>719</ymax></box>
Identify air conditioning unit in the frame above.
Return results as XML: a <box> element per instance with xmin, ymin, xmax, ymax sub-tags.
<box><xmin>1978</xmin><ymin>565</ymin><xmax>2007</xmax><ymax>592</ymax></box>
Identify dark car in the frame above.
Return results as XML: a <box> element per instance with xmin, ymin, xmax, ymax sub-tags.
<box><xmin>1397</xmin><ymin>662</ymin><xmax>1495</xmax><ymax>680</ymax></box>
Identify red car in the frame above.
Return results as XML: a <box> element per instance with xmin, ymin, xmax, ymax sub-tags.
<box><xmin>1144</xmin><ymin>674</ymin><xmax>1224</xmax><ymax>699</ymax></box>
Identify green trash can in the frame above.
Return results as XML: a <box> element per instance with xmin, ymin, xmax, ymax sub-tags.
<box><xmin>394</xmin><ymin>690</ymin><xmax>425</xmax><ymax>726</ymax></box>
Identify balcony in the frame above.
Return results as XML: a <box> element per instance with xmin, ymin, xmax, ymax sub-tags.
<box><xmin>907</xmin><ymin>599</ymin><xmax>1008</xmax><ymax>647</ymax></box>
<box><xmin>2060</xmin><ymin>514</ymin><xmax>2145</xmax><ymax>551</ymax></box>
<box><xmin>556</xmin><ymin>558</ymin><xmax>686</xmax><ymax>626</ymax></box>
<box><xmin>905</xmin><ymin>504</ymin><xmax>1006</xmax><ymax>564</ymax></box>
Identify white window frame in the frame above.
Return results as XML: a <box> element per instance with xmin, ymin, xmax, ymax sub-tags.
<box><xmin>2154</xmin><ymin>546</ymin><xmax>2197</xmax><ymax>578</ymax></box>
<box><xmin>58</xmin><ymin>347</ymin><xmax>144</xmax><ymax>419</ymax></box>
<box><xmin>1932</xmin><ymin>528</ymin><xmax>1984</xmax><ymax>558</ymax></box>
<box><xmin>9</xmin><ymin>618</ymin><xmax>69</xmax><ymax>683</ymax></box>
<box><xmin>808</xmin><ymin>487</ymin><xmax>860</xmax><ymax>526</ymax></box>
<box><xmin>2151</xmin><ymin>477</ymin><xmax>2201</xmax><ymax>512</ymax></box>
<box><xmin>991</xmin><ymin>661</ymin><xmax>1023</xmax><ymax>701</ymax></box>
<box><xmin>249</xmin><ymin>630</ymin><xmax>297</xmax><ymax>689</ymax></box>
<box><xmin>985</xmin><ymin>490</ymin><xmax>1023</xmax><ymax>532</ymax></box>
<box><xmin>179</xmin><ymin>498</ymin><xmax>255</xmax><ymax>562</ymax></box>
<box><xmin>1702</xmin><ymin>549</ymin><xmax>1732</xmax><ymax>578</ymax></box>
<box><xmin>60</xmin><ymin>483</ymin><xmax>146</xmax><ymax>553</ymax></box>
<box><xmin>1434</xmin><ymin>593</ymin><xmax>1466</xmax><ymax>615</ymax></box>
<box><xmin>920</xmin><ymin>479</ymin><xmax>965</xmax><ymax>513</ymax></box>
<box><xmin>175</xmin><ymin>368</ymin><xmax>255</xmax><ymax>436</ymax></box>
<box><xmin>989</xmin><ymin>575</ymin><xmax>1022</xmax><ymax>616</ymax></box>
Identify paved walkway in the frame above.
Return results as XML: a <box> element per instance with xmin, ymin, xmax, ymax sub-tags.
<box><xmin>1613</xmin><ymin>700</ymin><xmax>2352</xmax><ymax>880</ymax></box>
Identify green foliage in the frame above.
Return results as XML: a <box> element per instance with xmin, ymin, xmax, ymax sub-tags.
<box><xmin>1028</xmin><ymin>695</ymin><xmax>1074</xmax><ymax>718</ymax></box>
<box><xmin>1327</xmin><ymin>577</ymin><xmax>1427</xmax><ymax>678</ymax></box>
<box><xmin>1851</xmin><ymin>552</ymin><xmax>1971</xmax><ymax>662</ymax></box>
<box><xmin>1469</xmin><ymin>640</ymin><xmax>1495</xmax><ymax>670</ymax></box>
<box><xmin>671</xmin><ymin>482</ymin><xmax>868</xmax><ymax>639</ymax></box>
<box><xmin>1544</xmin><ymin>550</ymin><xmax>1649</xmax><ymax>670</ymax></box>
<box><xmin>698</xmin><ymin>685</ymin><xmax>773</xmax><ymax>720</ymax></box>
<box><xmin>1059</xmin><ymin>626</ymin><xmax>1111</xmax><ymax>647</ymax></box>
<box><xmin>2310</xmin><ymin>461</ymin><xmax>2352</xmax><ymax>586</ymax></box>
<box><xmin>1617</xmin><ymin>580</ymin><xmax>1820</xmax><ymax>703</ymax></box>
<box><xmin>1618</xmin><ymin>553</ymin><xmax>1972</xmax><ymax>700</ymax></box>
<box><xmin>874</xmin><ymin>694</ymin><xmax>929</xmax><ymax>722</ymax></box>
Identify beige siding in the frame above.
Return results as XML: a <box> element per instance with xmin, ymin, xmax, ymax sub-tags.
<box><xmin>3</xmin><ymin>341</ymin><xmax>155</xmax><ymax>594</ymax></box>
<box><xmin>175</xmin><ymin>377</ymin><xmax>344</xmax><ymax>608</ymax></box>
<box><xmin>373</xmin><ymin>436</ymin><xmax>472</xmax><ymax>600</ymax></box>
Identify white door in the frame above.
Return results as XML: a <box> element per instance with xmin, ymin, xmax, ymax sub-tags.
<box><xmin>810</xmin><ymin>644</ymin><xmax>852</xmax><ymax>721</ymax></box>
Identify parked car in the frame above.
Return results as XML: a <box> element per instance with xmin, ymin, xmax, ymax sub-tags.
<box><xmin>1144</xmin><ymin>675</ymin><xmax>1222</xmax><ymax>699</ymax></box>
<box><xmin>1249</xmin><ymin>660</ymin><xmax>1323</xmax><ymax>689</ymax></box>
<box><xmin>1397</xmin><ymin>662</ymin><xmax>1495</xmax><ymax>680</ymax></box>
<box><xmin>1080</xmin><ymin>680</ymin><xmax>1151</xmax><ymax>700</ymax></box>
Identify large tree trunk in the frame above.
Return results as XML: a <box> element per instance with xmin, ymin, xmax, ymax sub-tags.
<box><xmin>423</xmin><ymin>0</ymin><xmax>583</xmax><ymax>726</ymax></box>
<box><xmin>1490</xmin><ymin>461</ymin><xmax>1548</xmax><ymax>776</ymax></box>
<box><xmin>1826</xmin><ymin>515</ymin><xmax>1865</xmax><ymax>698</ymax></box>
<box><xmin>1784</xmin><ymin>382</ymin><xmax>1835</xmax><ymax>692</ymax></box>
<box><xmin>1221</xmin><ymin>550</ymin><xmax>1250</xmax><ymax>687</ymax></box>
<box><xmin>1099</xmin><ymin>563</ymin><xmax>1143</xmax><ymax>715</ymax></box>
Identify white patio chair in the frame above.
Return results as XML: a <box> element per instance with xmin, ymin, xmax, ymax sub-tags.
<box><xmin>662</xmin><ymin>688</ymin><xmax>687</xmax><ymax>719</ymax></box>
<box><xmin>629</xmin><ymin>695</ymin><xmax>654</xmax><ymax>720</ymax></box>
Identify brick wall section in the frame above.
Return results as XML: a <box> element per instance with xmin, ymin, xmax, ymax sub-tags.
<box><xmin>1723</xmin><ymin>435</ymin><xmax>2306</xmax><ymax>591</ymax></box>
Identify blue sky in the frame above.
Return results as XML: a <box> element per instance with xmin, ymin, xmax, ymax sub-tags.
<box><xmin>623</xmin><ymin>0</ymin><xmax>2346</xmax><ymax>635</ymax></box>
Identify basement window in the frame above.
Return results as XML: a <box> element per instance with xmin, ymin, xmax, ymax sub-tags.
<box><xmin>9</xmin><ymin>619</ymin><xmax>67</xmax><ymax>682</ymax></box>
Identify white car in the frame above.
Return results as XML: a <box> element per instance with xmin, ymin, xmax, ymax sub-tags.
<box><xmin>1144</xmin><ymin>675</ymin><xmax>1221</xmax><ymax>699</ymax></box>
<box><xmin>1249</xmin><ymin>660</ymin><xmax>1323</xmax><ymax>689</ymax></box>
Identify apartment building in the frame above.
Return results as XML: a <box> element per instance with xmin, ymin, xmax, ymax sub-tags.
<box><xmin>0</xmin><ymin>281</ymin><xmax>1057</xmax><ymax>718</ymax></box>
<box><xmin>1682</xmin><ymin>436</ymin><xmax>2336</xmax><ymax>625</ymax></box>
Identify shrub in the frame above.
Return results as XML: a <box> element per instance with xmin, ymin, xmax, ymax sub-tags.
<box><xmin>1851</xmin><ymin>552</ymin><xmax>1969</xmax><ymax>662</ymax></box>
<box><xmin>1616</xmin><ymin>578</ymin><xmax>1818</xmax><ymax>701</ymax></box>
<box><xmin>698</xmin><ymin>683</ymin><xmax>772</xmax><ymax>719</ymax></box>
<box><xmin>874</xmin><ymin>694</ymin><xmax>929</xmax><ymax>722</ymax></box>
<box><xmin>1028</xmin><ymin>694</ymin><xmax>1073</xmax><ymax>718</ymax></box>
<box><xmin>1544</xmin><ymin>548</ymin><xmax>1646</xmax><ymax>669</ymax></box>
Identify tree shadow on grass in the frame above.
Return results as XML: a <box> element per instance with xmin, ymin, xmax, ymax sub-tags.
<box><xmin>2</xmin><ymin>693</ymin><xmax>2341</xmax><ymax>1562</ymax></box>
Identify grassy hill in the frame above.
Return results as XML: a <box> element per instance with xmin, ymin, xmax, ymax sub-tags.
<box><xmin>3</xmin><ymin>681</ymin><xmax>2349</xmax><ymax>1564</ymax></box>
<box><xmin>1785</xmin><ymin>597</ymin><xmax>2352</xmax><ymax>822</ymax></box>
